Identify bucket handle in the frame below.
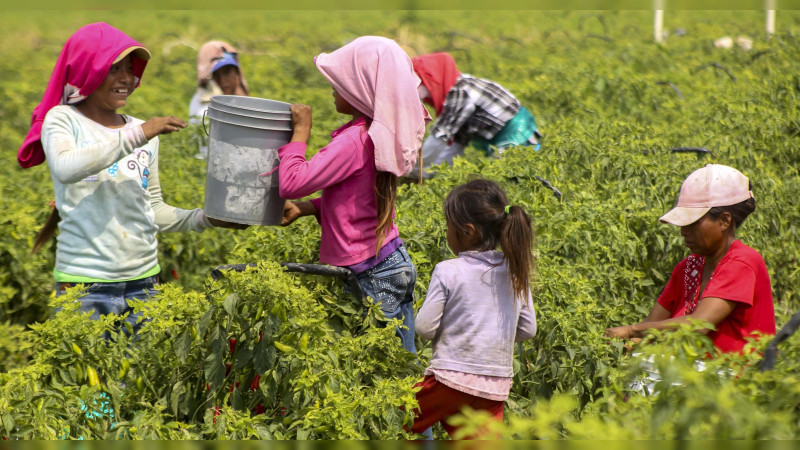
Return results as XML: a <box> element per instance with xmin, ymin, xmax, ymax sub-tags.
<box><xmin>202</xmin><ymin>108</ymin><xmax>209</xmax><ymax>136</ymax></box>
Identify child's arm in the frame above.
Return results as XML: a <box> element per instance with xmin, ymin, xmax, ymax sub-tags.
<box><xmin>42</xmin><ymin>109</ymin><xmax>147</xmax><ymax>183</ymax></box>
<box><xmin>282</xmin><ymin>200</ymin><xmax>317</xmax><ymax>226</ymax></box>
<box><xmin>278</xmin><ymin>105</ymin><xmax>368</xmax><ymax>199</ymax></box>
<box><xmin>289</xmin><ymin>104</ymin><xmax>312</xmax><ymax>144</ymax></box>
<box><xmin>415</xmin><ymin>269</ymin><xmax>448</xmax><ymax>340</ymax></box>
<box><xmin>515</xmin><ymin>291</ymin><xmax>537</xmax><ymax>342</ymax></box>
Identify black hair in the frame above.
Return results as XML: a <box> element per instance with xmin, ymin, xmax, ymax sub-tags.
<box><xmin>443</xmin><ymin>179</ymin><xmax>533</xmax><ymax>302</ymax></box>
<box><xmin>708</xmin><ymin>197</ymin><xmax>756</xmax><ymax>230</ymax></box>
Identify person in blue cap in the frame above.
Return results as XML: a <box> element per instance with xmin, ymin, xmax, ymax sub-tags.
<box><xmin>188</xmin><ymin>40</ymin><xmax>249</xmax><ymax>123</ymax></box>
<box><xmin>188</xmin><ymin>41</ymin><xmax>249</xmax><ymax>158</ymax></box>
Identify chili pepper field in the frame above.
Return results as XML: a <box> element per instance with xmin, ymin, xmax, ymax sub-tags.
<box><xmin>3</xmin><ymin>9</ymin><xmax>800</xmax><ymax>439</ymax></box>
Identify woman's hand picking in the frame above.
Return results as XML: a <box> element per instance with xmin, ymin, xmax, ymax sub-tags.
<box><xmin>142</xmin><ymin>116</ymin><xmax>187</xmax><ymax>140</ymax></box>
<box><xmin>604</xmin><ymin>325</ymin><xmax>634</xmax><ymax>339</ymax></box>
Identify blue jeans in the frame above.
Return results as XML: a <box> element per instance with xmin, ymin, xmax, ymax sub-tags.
<box><xmin>55</xmin><ymin>275</ymin><xmax>158</xmax><ymax>338</ymax></box>
<box><xmin>355</xmin><ymin>245</ymin><xmax>417</xmax><ymax>354</ymax></box>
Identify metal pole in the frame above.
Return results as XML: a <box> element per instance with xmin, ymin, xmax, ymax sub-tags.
<box><xmin>654</xmin><ymin>0</ymin><xmax>665</xmax><ymax>43</ymax></box>
<box><xmin>766</xmin><ymin>0</ymin><xmax>776</xmax><ymax>36</ymax></box>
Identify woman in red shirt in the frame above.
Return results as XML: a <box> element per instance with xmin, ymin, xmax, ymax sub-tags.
<box><xmin>605</xmin><ymin>164</ymin><xmax>775</xmax><ymax>353</ymax></box>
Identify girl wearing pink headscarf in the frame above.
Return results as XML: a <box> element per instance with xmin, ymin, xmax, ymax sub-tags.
<box><xmin>278</xmin><ymin>36</ymin><xmax>430</xmax><ymax>354</ymax></box>
<box><xmin>19</xmin><ymin>23</ymin><xmax>243</xmax><ymax>335</ymax></box>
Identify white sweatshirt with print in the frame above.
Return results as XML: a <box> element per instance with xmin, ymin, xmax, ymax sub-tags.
<box><xmin>41</xmin><ymin>105</ymin><xmax>210</xmax><ymax>280</ymax></box>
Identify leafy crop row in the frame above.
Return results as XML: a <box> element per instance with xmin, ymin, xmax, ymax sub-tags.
<box><xmin>2</xmin><ymin>9</ymin><xmax>800</xmax><ymax>439</ymax></box>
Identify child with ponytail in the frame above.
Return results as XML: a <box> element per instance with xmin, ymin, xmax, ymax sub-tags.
<box><xmin>411</xmin><ymin>178</ymin><xmax>537</xmax><ymax>439</ymax></box>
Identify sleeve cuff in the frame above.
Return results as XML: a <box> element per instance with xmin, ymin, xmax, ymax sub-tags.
<box><xmin>310</xmin><ymin>197</ymin><xmax>322</xmax><ymax>221</ymax></box>
<box><xmin>126</xmin><ymin>124</ymin><xmax>148</xmax><ymax>148</ymax></box>
<box><xmin>278</xmin><ymin>141</ymin><xmax>307</xmax><ymax>158</ymax></box>
<box><xmin>196</xmin><ymin>210</ymin><xmax>213</xmax><ymax>230</ymax></box>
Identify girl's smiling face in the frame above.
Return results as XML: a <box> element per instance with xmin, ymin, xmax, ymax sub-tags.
<box><xmin>83</xmin><ymin>54</ymin><xmax>135</xmax><ymax>112</ymax></box>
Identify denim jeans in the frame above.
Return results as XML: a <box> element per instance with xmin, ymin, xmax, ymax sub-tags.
<box><xmin>55</xmin><ymin>275</ymin><xmax>158</xmax><ymax>338</ymax></box>
<box><xmin>355</xmin><ymin>245</ymin><xmax>417</xmax><ymax>354</ymax></box>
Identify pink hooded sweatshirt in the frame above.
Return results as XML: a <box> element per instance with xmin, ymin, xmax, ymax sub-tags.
<box><xmin>278</xmin><ymin>36</ymin><xmax>429</xmax><ymax>267</ymax></box>
<box><xmin>18</xmin><ymin>22</ymin><xmax>149</xmax><ymax>168</ymax></box>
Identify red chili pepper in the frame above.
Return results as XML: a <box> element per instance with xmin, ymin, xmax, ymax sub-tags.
<box><xmin>229</xmin><ymin>339</ymin><xmax>237</xmax><ymax>354</ymax></box>
<box><xmin>253</xmin><ymin>404</ymin><xmax>266</xmax><ymax>415</ymax></box>
<box><xmin>171</xmin><ymin>269</ymin><xmax>179</xmax><ymax>280</ymax></box>
<box><xmin>250</xmin><ymin>374</ymin><xmax>261</xmax><ymax>391</ymax></box>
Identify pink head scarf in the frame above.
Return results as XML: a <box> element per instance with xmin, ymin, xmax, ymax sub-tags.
<box><xmin>18</xmin><ymin>22</ymin><xmax>150</xmax><ymax>168</ymax></box>
<box><xmin>196</xmin><ymin>40</ymin><xmax>249</xmax><ymax>95</ymax></box>
<box><xmin>314</xmin><ymin>36</ymin><xmax>431</xmax><ymax>177</ymax></box>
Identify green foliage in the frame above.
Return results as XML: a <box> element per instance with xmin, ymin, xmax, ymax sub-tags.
<box><xmin>3</xmin><ymin>9</ymin><xmax>800</xmax><ymax>439</ymax></box>
<box><xmin>0</xmin><ymin>263</ymin><xmax>419</xmax><ymax>439</ymax></box>
<box><xmin>454</xmin><ymin>325</ymin><xmax>800</xmax><ymax>439</ymax></box>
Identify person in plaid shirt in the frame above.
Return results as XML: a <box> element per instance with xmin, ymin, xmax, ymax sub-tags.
<box><xmin>410</xmin><ymin>52</ymin><xmax>541</xmax><ymax>179</ymax></box>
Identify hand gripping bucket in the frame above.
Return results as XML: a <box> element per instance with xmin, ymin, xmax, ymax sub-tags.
<box><xmin>203</xmin><ymin>96</ymin><xmax>292</xmax><ymax>225</ymax></box>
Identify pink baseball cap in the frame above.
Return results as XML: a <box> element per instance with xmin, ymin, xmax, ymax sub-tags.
<box><xmin>659</xmin><ymin>164</ymin><xmax>754</xmax><ymax>226</ymax></box>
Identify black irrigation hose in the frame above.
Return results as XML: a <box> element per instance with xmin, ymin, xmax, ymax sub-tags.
<box><xmin>500</xmin><ymin>36</ymin><xmax>524</xmax><ymax>47</ymax></box>
<box><xmin>760</xmin><ymin>308</ymin><xmax>800</xmax><ymax>372</ymax></box>
<box><xmin>671</xmin><ymin>147</ymin><xmax>713</xmax><ymax>155</ymax></box>
<box><xmin>446</xmin><ymin>30</ymin><xmax>483</xmax><ymax>43</ymax></box>
<box><xmin>211</xmin><ymin>262</ymin><xmax>364</xmax><ymax>301</ymax></box>
<box><xmin>281</xmin><ymin>263</ymin><xmax>364</xmax><ymax>301</ymax></box>
<box><xmin>585</xmin><ymin>33</ymin><xmax>613</xmax><ymax>43</ymax></box>
<box><xmin>693</xmin><ymin>62</ymin><xmax>736</xmax><ymax>83</ymax></box>
<box><xmin>747</xmin><ymin>49</ymin><xmax>773</xmax><ymax>65</ymax></box>
<box><xmin>506</xmin><ymin>175</ymin><xmax>562</xmax><ymax>201</ymax></box>
<box><xmin>434</xmin><ymin>47</ymin><xmax>470</xmax><ymax>62</ymax></box>
<box><xmin>578</xmin><ymin>14</ymin><xmax>608</xmax><ymax>33</ymax></box>
<box><xmin>534</xmin><ymin>176</ymin><xmax>563</xmax><ymax>201</ymax></box>
<box><xmin>543</xmin><ymin>29</ymin><xmax>574</xmax><ymax>43</ymax></box>
<box><xmin>656</xmin><ymin>81</ymin><xmax>684</xmax><ymax>99</ymax></box>
<box><xmin>210</xmin><ymin>263</ymin><xmax>258</xmax><ymax>281</ymax></box>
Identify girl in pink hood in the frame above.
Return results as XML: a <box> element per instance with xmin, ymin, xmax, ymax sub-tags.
<box><xmin>278</xmin><ymin>36</ymin><xmax>430</xmax><ymax>354</ymax></box>
<box><xmin>19</xmin><ymin>23</ymin><xmax>243</xmax><ymax>336</ymax></box>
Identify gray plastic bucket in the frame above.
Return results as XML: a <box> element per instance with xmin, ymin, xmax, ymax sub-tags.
<box><xmin>207</xmin><ymin>106</ymin><xmax>292</xmax><ymax>131</ymax></box>
<box><xmin>210</xmin><ymin>95</ymin><xmax>292</xmax><ymax>119</ymax></box>
<box><xmin>203</xmin><ymin>97</ymin><xmax>292</xmax><ymax>226</ymax></box>
<box><xmin>209</xmin><ymin>103</ymin><xmax>291</xmax><ymax>121</ymax></box>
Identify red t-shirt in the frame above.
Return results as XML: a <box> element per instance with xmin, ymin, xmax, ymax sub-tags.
<box><xmin>657</xmin><ymin>240</ymin><xmax>775</xmax><ymax>353</ymax></box>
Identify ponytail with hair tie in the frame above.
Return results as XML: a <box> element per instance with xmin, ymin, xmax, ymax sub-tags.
<box><xmin>444</xmin><ymin>179</ymin><xmax>533</xmax><ymax>302</ymax></box>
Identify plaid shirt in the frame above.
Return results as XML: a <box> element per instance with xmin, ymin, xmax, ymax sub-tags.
<box><xmin>431</xmin><ymin>74</ymin><xmax>521</xmax><ymax>145</ymax></box>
